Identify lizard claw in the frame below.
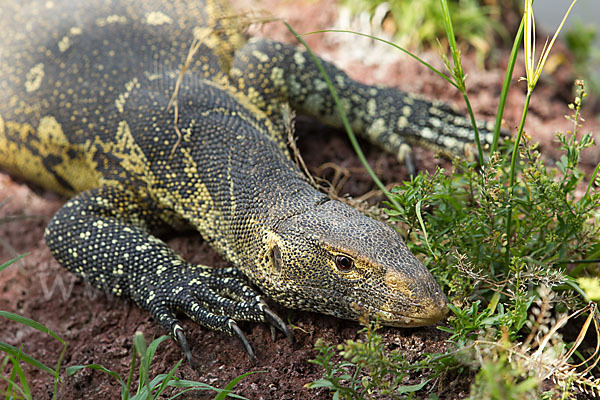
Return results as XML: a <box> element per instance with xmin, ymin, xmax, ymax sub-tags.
<box><xmin>174</xmin><ymin>323</ymin><xmax>197</xmax><ymax>370</ymax></box>
<box><xmin>129</xmin><ymin>263</ymin><xmax>293</xmax><ymax>364</ymax></box>
<box><xmin>262</xmin><ymin>304</ymin><xmax>294</xmax><ymax>344</ymax></box>
<box><xmin>230</xmin><ymin>320</ymin><xmax>257</xmax><ymax>364</ymax></box>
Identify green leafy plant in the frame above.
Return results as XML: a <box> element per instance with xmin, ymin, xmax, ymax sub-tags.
<box><xmin>67</xmin><ymin>331</ymin><xmax>256</xmax><ymax>400</ymax></box>
<box><xmin>0</xmin><ymin>255</ymin><xmax>255</xmax><ymax>399</ymax></box>
<box><xmin>0</xmin><ymin>255</ymin><xmax>68</xmax><ymax>400</ymax></box>
<box><xmin>467</xmin><ymin>351</ymin><xmax>540</xmax><ymax>400</ymax></box>
<box><xmin>306</xmin><ymin>323</ymin><xmax>428</xmax><ymax>400</ymax></box>
<box><xmin>383</xmin><ymin>71</ymin><xmax>600</xmax><ymax>400</ymax></box>
<box><xmin>297</xmin><ymin>0</ymin><xmax>600</xmax><ymax>398</ymax></box>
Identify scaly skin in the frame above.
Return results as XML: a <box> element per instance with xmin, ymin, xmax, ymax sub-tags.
<box><xmin>0</xmin><ymin>0</ymin><xmax>482</xmax><ymax>362</ymax></box>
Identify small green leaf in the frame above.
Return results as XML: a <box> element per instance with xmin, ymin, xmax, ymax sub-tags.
<box><xmin>214</xmin><ymin>371</ymin><xmax>264</xmax><ymax>400</ymax></box>
<box><xmin>0</xmin><ymin>342</ymin><xmax>57</xmax><ymax>377</ymax></box>
<box><xmin>306</xmin><ymin>378</ymin><xmax>337</xmax><ymax>390</ymax></box>
<box><xmin>66</xmin><ymin>364</ymin><xmax>124</xmax><ymax>386</ymax></box>
<box><xmin>0</xmin><ymin>311</ymin><xmax>65</xmax><ymax>344</ymax></box>
<box><xmin>396</xmin><ymin>378</ymin><xmax>430</xmax><ymax>395</ymax></box>
<box><xmin>6</xmin><ymin>355</ymin><xmax>32</xmax><ymax>400</ymax></box>
<box><xmin>0</xmin><ymin>254</ymin><xmax>27</xmax><ymax>273</ymax></box>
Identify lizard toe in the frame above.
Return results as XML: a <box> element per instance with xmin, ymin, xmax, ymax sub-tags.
<box><xmin>229</xmin><ymin>320</ymin><xmax>257</xmax><ymax>364</ymax></box>
<box><xmin>173</xmin><ymin>323</ymin><xmax>196</xmax><ymax>369</ymax></box>
<box><xmin>260</xmin><ymin>301</ymin><xmax>294</xmax><ymax>344</ymax></box>
<box><xmin>141</xmin><ymin>265</ymin><xmax>291</xmax><ymax>362</ymax></box>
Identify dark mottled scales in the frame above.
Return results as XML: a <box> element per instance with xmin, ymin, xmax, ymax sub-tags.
<box><xmin>0</xmin><ymin>0</ymin><xmax>504</xmax><ymax>362</ymax></box>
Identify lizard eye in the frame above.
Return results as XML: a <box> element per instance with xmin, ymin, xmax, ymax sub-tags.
<box><xmin>335</xmin><ymin>255</ymin><xmax>354</xmax><ymax>272</ymax></box>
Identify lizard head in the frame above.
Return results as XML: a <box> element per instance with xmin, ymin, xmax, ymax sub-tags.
<box><xmin>259</xmin><ymin>199</ymin><xmax>448</xmax><ymax>327</ymax></box>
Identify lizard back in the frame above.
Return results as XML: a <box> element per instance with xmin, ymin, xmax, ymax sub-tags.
<box><xmin>0</xmin><ymin>0</ymin><xmax>247</xmax><ymax>195</ymax></box>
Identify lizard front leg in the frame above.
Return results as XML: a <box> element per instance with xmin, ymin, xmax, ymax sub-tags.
<box><xmin>44</xmin><ymin>185</ymin><xmax>290</xmax><ymax>365</ymax></box>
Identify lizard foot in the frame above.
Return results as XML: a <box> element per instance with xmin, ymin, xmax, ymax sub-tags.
<box><xmin>138</xmin><ymin>265</ymin><xmax>292</xmax><ymax>367</ymax></box>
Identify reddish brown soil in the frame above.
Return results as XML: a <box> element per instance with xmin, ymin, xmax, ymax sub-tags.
<box><xmin>1</xmin><ymin>1</ymin><xmax>598</xmax><ymax>399</ymax></box>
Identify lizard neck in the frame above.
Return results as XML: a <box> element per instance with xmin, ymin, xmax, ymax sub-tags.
<box><xmin>132</xmin><ymin>75</ymin><xmax>325</xmax><ymax>264</ymax></box>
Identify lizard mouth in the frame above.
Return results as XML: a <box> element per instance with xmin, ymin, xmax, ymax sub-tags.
<box><xmin>354</xmin><ymin>299</ymin><xmax>449</xmax><ymax>327</ymax></box>
<box><xmin>376</xmin><ymin>309</ymin><xmax>448</xmax><ymax>327</ymax></box>
<box><xmin>270</xmin><ymin>285</ymin><xmax>448</xmax><ymax>327</ymax></box>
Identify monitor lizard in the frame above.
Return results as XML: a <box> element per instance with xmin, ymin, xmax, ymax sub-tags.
<box><xmin>0</xmin><ymin>0</ymin><xmax>496</xmax><ymax>363</ymax></box>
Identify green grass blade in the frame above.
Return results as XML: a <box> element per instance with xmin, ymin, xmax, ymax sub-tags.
<box><xmin>168</xmin><ymin>379</ymin><xmax>249</xmax><ymax>399</ymax></box>
<box><xmin>415</xmin><ymin>200</ymin><xmax>434</xmax><ymax>257</ymax></box>
<box><xmin>461</xmin><ymin>93</ymin><xmax>484</xmax><ymax>165</ymax></box>
<box><xmin>130</xmin><ymin>384</ymin><xmax>153</xmax><ymax>400</ymax></box>
<box><xmin>2</xmin><ymin>311</ymin><xmax>67</xmax><ymax>399</ymax></box>
<box><xmin>5</xmin><ymin>364</ymin><xmax>15</xmax><ymax>400</ymax></box>
<box><xmin>144</xmin><ymin>335</ymin><xmax>171</xmax><ymax>367</ymax></box>
<box><xmin>8</xmin><ymin>355</ymin><xmax>32</xmax><ymax>400</ymax></box>
<box><xmin>168</xmin><ymin>379</ymin><xmax>218</xmax><ymax>388</ymax></box>
<box><xmin>66</xmin><ymin>364</ymin><xmax>125</xmax><ymax>386</ymax></box>
<box><xmin>135</xmin><ymin>334</ymin><xmax>171</xmax><ymax>396</ymax></box>
<box><xmin>439</xmin><ymin>0</ymin><xmax>463</xmax><ymax>87</ymax></box>
<box><xmin>396</xmin><ymin>378</ymin><xmax>430</xmax><ymax>395</ymax></box>
<box><xmin>0</xmin><ymin>215</ymin><xmax>45</xmax><ymax>225</ymax></box>
<box><xmin>0</xmin><ymin>254</ymin><xmax>27</xmax><ymax>273</ymax></box>
<box><xmin>214</xmin><ymin>371</ymin><xmax>264</xmax><ymax>400</ymax></box>
<box><xmin>50</xmin><ymin>339</ymin><xmax>68</xmax><ymax>400</ymax></box>
<box><xmin>153</xmin><ymin>360</ymin><xmax>182</xmax><ymax>399</ymax></box>
<box><xmin>0</xmin><ymin>342</ymin><xmax>57</xmax><ymax>377</ymax></box>
<box><xmin>284</xmin><ymin>22</ymin><xmax>402</xmax><ymax>211</ymax></box>
<box><xmin>439</xmin><ymin>0</ymin><xmax>483</xmax><ymax>165</ymax></box>
<box><xmin>133</xmin><ymin>332</ymin><xmax>148</xmax><ymax>360</ymax></box>
<box><xmin>0</xmin><ymin>306</ymin><xmax>66</xmax><ymax>399</ymax></box>
<box><xmin>0</xmin><ymin>374</ymin><xmax>28</xmax><ymax>400</ymax></box>
<box><xmin>166</xmin><ymin>383</ymin><xmax>249</xmax><ymax>400</ymax></box>
<box><xmin>492</xmin><ymin>15</ymin><xmax>525</xmax><ymax>153</ymax></box>
<box><xmin>0</xmin><ymin>311</ymin><xmax>65</xmax><ymax>345</ymax></box>
<box><xmin>582</xmin><ymin>160</ymin><xmax>600</xmax><ymax>203</ymax></box>
<box><xmin>505</xmin><ymin>91</ymin><xmax>532</xmax><ymax>262</ymax></box>
<box><xmin>126</xmin><ymin>365</ymin><xmax>181</xmax><ymax>399</ymax></box>
<box><xmin>300</xmin><ymin>29</ymin><xmax>457</xmax><ymax>88</ymax></box>
<box><xmin>133</xmin><ymin>332</ymin><xmax>151</xmax><ymax>394</ymax></box>
<box><xmin>123</xmin><ymin>336</ymin><xmax>138</xmax><ymax>400</ymax></box>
